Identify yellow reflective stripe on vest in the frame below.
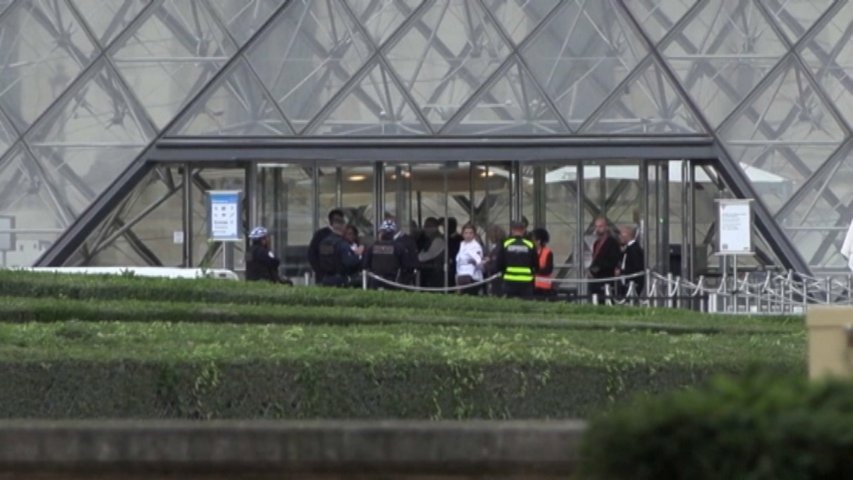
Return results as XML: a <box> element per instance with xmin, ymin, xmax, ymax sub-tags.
<box><xmin>504</xmin><ymin>273</ymin><xmax>534</xmax><ymax>282</ymax></box>
<box><xmin>506</xmin><ymin>266</ymin><xmax>532</xmax><ymax>274</ymax></box>
<box><xmin>503</xmin><ymin>237</ymin><xmax>535</xmax><ymax>249</ymax></box>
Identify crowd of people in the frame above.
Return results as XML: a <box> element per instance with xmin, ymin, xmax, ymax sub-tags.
<box><xmin>244</xmin><ymin>209</ymin><xmax>645</xmax><ymax>301</ymax></box>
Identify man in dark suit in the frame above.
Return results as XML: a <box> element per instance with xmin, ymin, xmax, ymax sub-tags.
<box><xmin>308</xmin><ymin>209</ymin><xmax>345</xmax><ymax>284</ymax></box>
<box><xmin>616</xmin><ymin>225</ymin><xmax>645</xmax><ymax>298</ymax></box>
<box><xmin>588</xmin><ymin>216</ymin><xmax>621</xmax><ymax>301</ymax></box>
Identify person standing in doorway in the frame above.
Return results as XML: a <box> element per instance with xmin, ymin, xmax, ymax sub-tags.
<box><xmin>455</xmin><ymin>223</ymin><xmax>484</xmax><ymax>295</ymax></box>
<box><xmin>588</xmin><ymin>216</ymin><xmax>621</xmax><ymax>301</ymax></box>
<box><xmin>532</xmin><ymin>227</ymin><xmax>555</xmax><ymax>299</ymax></box>
<box><xmin>496</xmin><ymin>220</ymin><xmax>538</xmax><ymax>299</ymax></box>
<box><xmin>308</xmin><ymin>209</ymin><xmax>345</xmax><ymax>284</ymax></box>
<box><xmin>316</xmin><ymin>216</ymin><xmax>363</xmax><ymax>287</ymax></box>
<box><xmin>364</xmin><ymin>220</ymin><xmax>406</xmax><ymax>289</ymax></box>
<box><xmin>616</xmin><ymin>225</ymin><xmax>645</xmax><ymax>297</ymax></box>
<box><xmin>245</xmin><ymin>226</ymin><xmax>281</xmax><ymax>283</ymax></box>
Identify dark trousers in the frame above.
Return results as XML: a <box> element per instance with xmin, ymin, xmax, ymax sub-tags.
<box><xmin>589</xmin><ymin>280</ymin><xmax>613</xmax><ymax>302</ymax></box>
<box><xmin>503</xmin><ymin>281</ymin><xmax>533</xmax><ymax>299</ymax></box>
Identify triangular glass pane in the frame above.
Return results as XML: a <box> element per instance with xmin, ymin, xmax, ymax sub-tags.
<box><xmin>0</xmin><ymin>108</ymin><xmax>17</xmax><ymax>159</ymax></box>
<box><xmin>207</xmin><ymin>0</ymin><xmax>285</xmax><ymax>47</ymax></box>
<box><xmin>584</xmin><ymin>59</ymin><xmax>705</xmax><ymax>134</ymax></box>
<box><xmin>780</xmin><ymin>149</ymin><xmax>853</xmax><ymax>229</ymax></box>
<box><xmin>661</xmin><ymin>0</ymin><xmax>788</xmax><ymax>127</ymax></box>
<box><xmin>522</xmin><ymin>0</ymin><xmax>649</xmax><ymax>130</ymax></box>
<box><xmin>70</xmin><ymin>0</ymin><xmax>151</xmax><ymax>48</ymax></box>
<box><xmin>346</xmin><ymin>0</ymin><xmax>422</xmax><ymax>47</ymax></box>
<box><xmin>27</xmin><ymin>60</ymin><xmax>154</xmax><ymax>218</ymax></box>
<box><xmin>759</xmin><ymin>0</ymin><xmax>834</xmax><ymax>44</ymax></box>
<box><xmin>110</xmin><ymin>0</ymin><xmax>237</xmax><ymax>129</ymax></box>
<box><xmin>310</xmin><ymin>61</ymin><xmax>428</xmax><ymax>136</ymax></box>
<box><xmin>784</xmin><ymin>227</ymin><xmax>849</xmax><ymax>270</ymax></box>
<box><xmin>170</xmin><ymin>58</ymin><xmax>292</xmax><ymax>136</ymax></box>
<box><xmin>0</xmin><ymin>0</ymin><xmax>98</xmax><ymax>130</ymax></box>
<box><xmin>800</xmin><ymin>1</ymin><xmax>853</xmax><ymax>127</ymax></box>
<box><xmin>483</xmin><ymin>0</ymin><xmax>560</xmax><ymax>46</ymax></box>
<box><xmin>623</xmin><ymin>0</ymin><xmax>697</xmax><ymax>44</ymax></box>
<box><xmin>248</xmin><ymin>0</ymin><xmax>374</xmax><ymax>132</ymax></box>
<box><xmin>386</xmin><ymin>0</ymin><xmax>512</xmax><ymax>129</ymax></box>
<box><xmin>720</xmin><ymin>60</ymin><xmax>846</xmax><ymax>214</ymax></box>
<box><xmin>448</xmin><ymin>60</ymin><xmax>567</xmax><ymax>135</ymax></box>
<box><xmin>0</xmin><ymin>145</ymin><xmax>68</xmax><ymax>266</ymax></box>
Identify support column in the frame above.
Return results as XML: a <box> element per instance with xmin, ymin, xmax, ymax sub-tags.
<box><xmin>182</xmin><ymin>164</ymin><xmax>193</xmax><ymax>268</ymax></box>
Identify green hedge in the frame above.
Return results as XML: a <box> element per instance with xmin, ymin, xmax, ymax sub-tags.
<box><xmin>0</xmin><ymin>295</ymin><xmax>801</xmax><ymax>335</ymax></box>
<box><xmin>0</xmin><ymin>271</ymin><xmax>801</xmax><ymax>328</ymax></box>
<box><xmin>579</xmin><ymin>373</ymin><xmax>853</xmax><ymax>479</ymax></box>
<box><xmin>0</xmin><ymin>360</ymin><xmax>764</xmax><ymax>419</ymax></box>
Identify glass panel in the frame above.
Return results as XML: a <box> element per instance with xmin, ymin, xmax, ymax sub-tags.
<box><xmin>110</xmin><ymin>0</ymin><xmax>237</xmax><ymax>129</ymax></box>
<box><xmin>0</xmin><ymin>145</ymin><xmax>67</xmax><ymax>267</ymax></box>
<box><xmin>800</xmin><ymin>1</ymin><xmax>853</xmax><ymax>127</ymax></box>
<box><xmin>385</xmin><ymin>0</ymin><xmax>512</xmax><ymax>129</ymax></box>
<box><xmin>447</xmin><ymin>59</ymin><xmax>568</xmax><ymax>135</ymax></box>
<box><xmin>583</xmin><ymin>59</ymin><xmax>705</xmax><ymax>134</ymax></box>
<box><xmin>170</xmin><ymin>58</ymin><xmax>292</xmax><ymax>136</ymax></box>
<box><xmin>0</xmin><ymin>0</ymin><xmax>98</xmax><ymax>130</ymax></box>
<box><xmin>346</xmin><ymin>0</ymin><xmax>422</xmax><ymax>47</ymax></box>
<box><xmin>522</xmin><ymin>0</ymin><xmax>648</xmax><ymax>130</ymax></box>
<box><xmin>0</xmin><ymin>0</ymin><xmax>13</xmax><ymax>15</ymax></box>
<box><xmin>71</xmin><ymin>0</ymin><xmax>151</xmax><ymax>48</ymax></box>
<box><xmin>661</xmin><ymin>0</ymin><xmax>788</xmax><ymax>127</ymax></box>
<box><xmin>785</xmin><ymin>228</ymin><xmax>847</xmax><ymax>270</ymax></box>
<box><xmin>623</xmin><ymin>0</ymin><xmax>697</xmax><ymax>44</ymax></box>
<box><xmin>27</xmin><ymin>60</ymin><xmax>154</xmax><ymax>218</ymax></box>
<box><xmin>541</xmin><ymin>164</ymin><xmax>581</xmax><ymax>279</ymax></box>
<box><xmin>483</xmin><ymin>0</ymin><xmax>560</xmax><ymax>46</ymax></box>
<box><xmin>781</xmin><ymin>147</ymin><xmax>853</xmax><ymax>229</ymax></box>
<box><xmin>247</xmin><ymin>0</ymin><xmax>374</xmax><ymax>132</ymax></box>
<box><xmin>309</xmin><ymin>61</ymin><xmax>429</xmax><ymax>136</ymax></box>
<box><xmin>318</xmin><ymin>164</ymin><xmax>376</xmax><ymax>245</ymax></box>
<box><xmin>207</xmin><ymin>0</ymin><xmax>285</xmax><ymax>47</ymax></box>
<box><xmin>259</xmin><ymin>164</ymin><xmax>315</xmax><ymax>281</ymax></box>
<box><xmin>0</xmin><ymin>107</ymin><xmax>16</xmax><ymax>159</ymax></box>
<box><xmin>758</xmin><ymin>0</ymin><xmax>834</xmax><ymax>44</ymax></box>
<box><xmin>720</xmin><ymin>60</ymin><xmax>845</xmax><ymax>214</ymax></box>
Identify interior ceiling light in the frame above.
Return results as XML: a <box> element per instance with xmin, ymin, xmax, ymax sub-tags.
<box><xmin>348</xmin><ymin>174</ymin><xmax>367</xmax><ymax>181</ymax></box>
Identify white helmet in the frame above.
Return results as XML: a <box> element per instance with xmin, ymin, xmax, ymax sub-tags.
<box><xmin>248</xmin><ymin>226</ymin><xmax>268</xmax><ymax>239</ymax></box>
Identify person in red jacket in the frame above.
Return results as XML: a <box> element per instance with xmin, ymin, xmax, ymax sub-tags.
<box><xmin>532</xmin><ymin>227</ymin><xmax>555</xmax><ymax>299</ymax></box>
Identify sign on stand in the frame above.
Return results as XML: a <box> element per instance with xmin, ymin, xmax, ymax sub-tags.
<box><xmin>717</xmin><ymin>199</ymin><xmax>753</xmax><ymax>255</ymax></box>
<box><xmin>715</xmin><ymin>199</ymin><xmax>754</xmax><ymax>313</ymax></box>
<box><xmin>207</xmin><ymin>191</ymin><xmax>242</xmax><ymax>242</ymax></box>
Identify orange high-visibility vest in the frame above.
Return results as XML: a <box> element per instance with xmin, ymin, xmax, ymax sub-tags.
<box><xmin>534</xmin><ymin>246</ymin><xmax>553</xmax><ymax>290</ymax></box>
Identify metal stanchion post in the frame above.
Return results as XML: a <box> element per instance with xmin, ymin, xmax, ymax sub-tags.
<box><xmin>362</xmin><ymin>270</ymin><xmax>368</xmax><ymax>290</ymax></box>
<box><xmin>825</xmin><ymin>277</ymin><xmax>832</xmax><ymax>304</ymax></box>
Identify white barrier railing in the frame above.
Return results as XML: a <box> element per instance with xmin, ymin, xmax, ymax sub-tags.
<box><xmin>357</xmin><ymin>267</ymin><xmax>853</xmax><ymax>315</ymax></box>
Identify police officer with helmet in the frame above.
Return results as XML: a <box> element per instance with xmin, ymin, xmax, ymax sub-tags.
<box><xmin>317</xmin><ymin>216</ymin><xmax>363</xmax><ymax>287</ymax></box>
<box><xmin>245</xmin><ymin>226</ymin><xmax>281</xmax><ymax>283</ymax></box>
<box><xmin>496</xmin><ymin>219</ymin><xmax>538</xmax><ymax>299</ymax></box>
<box><xmin>363</xmin><ymin>220</ymin><xmax>407</xmax><ymax>289</ymax></box>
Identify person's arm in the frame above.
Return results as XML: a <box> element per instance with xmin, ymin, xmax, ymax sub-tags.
<box><xmin>418</xmin><ymin>238</ymin><xmax>445</xmax><ymax>262</ymax></box>
<box><xmin>307</xmin><ymin>229</ymin><xmax>323</xmax><ymax>271</ymax></box>
<box><xmin>628</xmin><ymin>245</ymin><xmax>644</xmax><ymax>274</ymax></box>
<box><xmin>529</xmin><ymin>247</ymin><xmax>539</xmax><ymax>275</ymax></box>
<box><xmin>339</xmin><ymin>242</ymin><xmax>362</xmax><ymax>270</ymax></box>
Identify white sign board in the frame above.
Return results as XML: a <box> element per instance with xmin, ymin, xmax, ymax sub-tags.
<box><xmin>207</xmin><ymin>191</ymin><xmax>242</xmax><ymax>242</ymax></box>
<box><xmin>717</xmin><ymin>199</ymin><xmax>753</xmax><ymax>255</ymax></box>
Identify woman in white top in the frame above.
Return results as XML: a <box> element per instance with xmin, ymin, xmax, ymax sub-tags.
<box><xmin>455</xmin><ymin>223</ymin><xmax>484</xmax><ymax>295</ymax></box>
